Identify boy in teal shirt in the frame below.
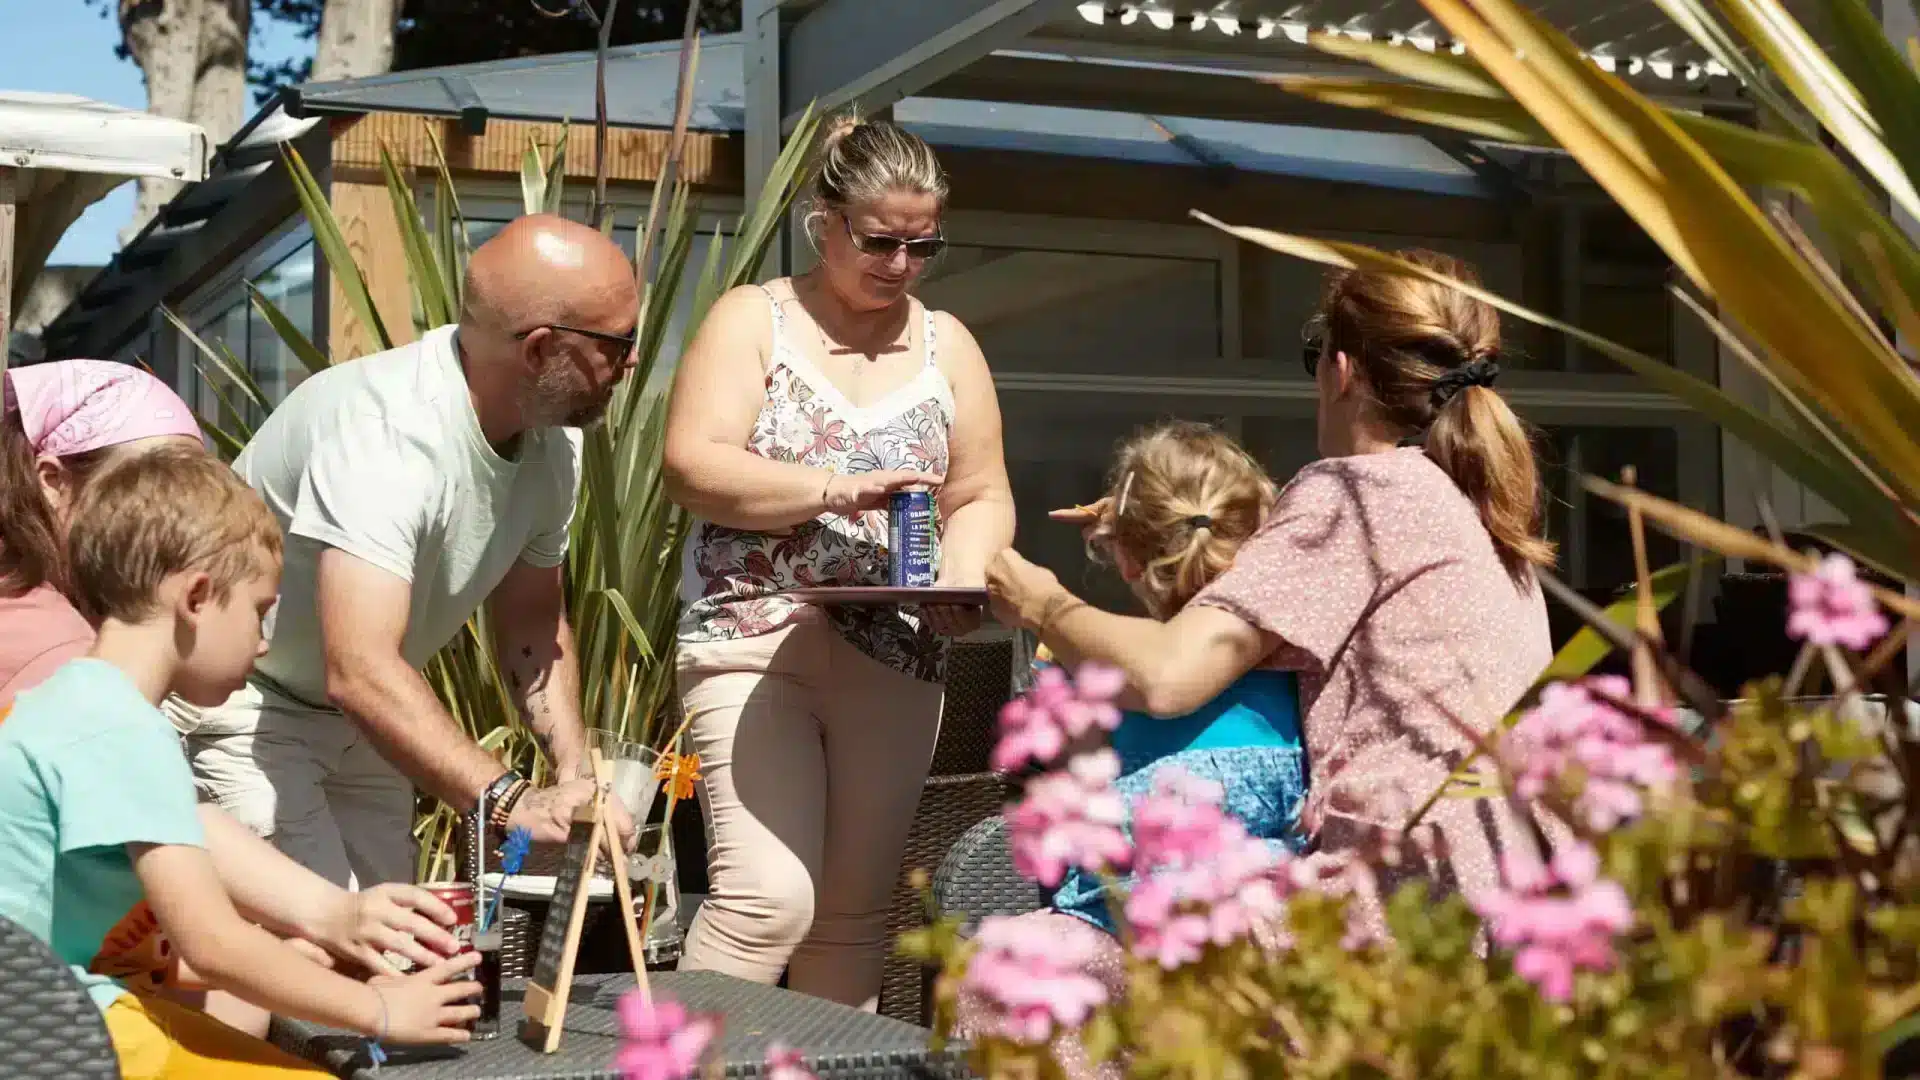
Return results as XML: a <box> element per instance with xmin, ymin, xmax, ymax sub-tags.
<box><xmin>0</xmin><ymin>447</ymin><xmax>481</xmax><ymax>1078</ymax></box>
<box><xmin>0</xmin><ymin>657</ymin><xmax>209</xmax><ymax>1006</ymax></box>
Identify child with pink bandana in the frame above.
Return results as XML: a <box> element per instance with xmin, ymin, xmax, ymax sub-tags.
<box><xmin>0</xmin><ymin>360</ymin><xmax>208</xmax><ymax>708</ymax></box>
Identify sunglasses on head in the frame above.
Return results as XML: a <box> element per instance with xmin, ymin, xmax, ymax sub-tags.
<box><xmin>842</xmin><ymin>216</ymin><xmax>947</xmax><ymax>261</ymax></box>
<box><xmin>514</xmin><ymin>323</ymin><xmax>639</xmax><ymax>353</ymax></box>
<box><xmin>1302</xmin><ymin>334</ymin><xmax>1325</xmax><ymax>377</ymax></box>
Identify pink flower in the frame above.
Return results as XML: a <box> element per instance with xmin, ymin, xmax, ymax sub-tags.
<box><xmin>1788</xmin><ymin>552</ymin><xmax>1889</xmax><ymax>650</ymax></box>
<box><xmin>990</xmin><ymin>664</ymin><xmax>1124</xmax><ymax>773</ymax></box>
<box><xmin>765</xmin><ymin>1044</ymin><xmax>818</xmax><ymax>1080</ymax></box>
<box><xmin>615</xmin><ymin>994</ymin><xmax>716</xmax><ymax>1080</ymax></box>
<box><xmin>1006</xmin><ymin>749</ymin><xmax>1132</xmax><ymax>887</ymax></box>
<box><xmin>1473</xmin><ymin>840</ymin><xmax>1632</xmax><ymax>1004</ymax></box>
<box><xmin>1122</xmin><ymin>769</ymin><xmax>1292</xmax><ymax>968</ymax></box>
<box><xmin>959</xmin><ymin>915</ymin><xmax>1110</xmax><ymax>1044</ymax></box>
<box><xmin>1502</xmin><ymin>676</ymin><xmax>1681</xmax><ymax>832</ymax></box>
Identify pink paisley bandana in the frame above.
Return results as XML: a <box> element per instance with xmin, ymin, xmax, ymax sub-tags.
<box><xmin>2</xmin><ymin>360</ymin><xmax>203</xmax><ymax>458</ymax></box>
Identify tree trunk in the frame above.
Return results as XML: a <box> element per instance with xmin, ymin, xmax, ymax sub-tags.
<box><xmin>119</xmin><ymin>0</ymin><xmax>205</xmax><ymax>244</ymax></box>
<box><xmin>187</xmin><ymin>0</ymin><xmax>251</xmax><ymax>143</ymax></box>
<box><xmin>311</xmin><ymin>0</ymin><xmax>400</xmax><ymax>83</ymax></box>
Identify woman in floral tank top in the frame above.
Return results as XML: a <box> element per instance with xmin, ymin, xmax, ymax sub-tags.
<box><xmin>662</xmin><ymin>118</ymin><xmax>1014</xmax><ymax>1009</ymax></box>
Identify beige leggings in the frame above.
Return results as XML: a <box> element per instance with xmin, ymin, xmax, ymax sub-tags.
<box><xmin>674</xmin><ymin>610</ymin><xmax>945</xmax><ymax>1010</ymax></box>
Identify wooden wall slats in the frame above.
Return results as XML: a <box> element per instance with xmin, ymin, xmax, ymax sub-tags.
<box><xmin>329</xmin><ymin>114</ymin><xmax>743</xmax><ymax>191</ymax></box>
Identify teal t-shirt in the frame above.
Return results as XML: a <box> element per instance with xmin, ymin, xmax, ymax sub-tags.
<box><xmin>0</xmin><ymin>658</ymin><xmax>207</xmax><ymax>1012</ymax></box>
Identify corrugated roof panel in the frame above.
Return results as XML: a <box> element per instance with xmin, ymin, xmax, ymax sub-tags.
<box><xmin>289</xmin><ymin>37</ymin><xmax>748</xmax><ymax>133</ymax></box>
<box><xmin>895</xmin><ymin>97</ymin><xmax>1487</xmax><ymax>197</ymax></box>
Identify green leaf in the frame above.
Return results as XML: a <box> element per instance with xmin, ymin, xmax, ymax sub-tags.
<box><xmin>245</xmin><ymin>282</ymin><xmax>331</xmax><ymax>376</ymax></box>
<box><xmin>160</xmin><ymin>305</ymin><xmax>267</xmax><ymax>415</ymax></box>
<box><xmin>1710</xmin><ymin>0</ymin><xmax>1920</xmax><ymax>226</ymax></box>
<box><xmin>280</xmin><ymin>143</ymin><xmax>390</xmax><ymax>354</ymax></box>
<box><xmin>1819</xmin><ymin>0</ymin><xmax>1920</xmax><ymax>203</ymax></box>
<box><xmin>1541</xmin><ymin>562</ymin><xmax>1699</xmax><ymax>683</ymax></box>
<box><xmin>520</xmin><ymin>141</ymin><xmax>546</xmax><ymax>217</ymax></box>
<box><xmin>378</xmin><ymin>144</ymin><xmax>454</xmax><ymax>330</ymax></box>
<box><xmin>542</xmin><ymin>126</ymin><xmax>569</xmax><ymax>216</ymax></box>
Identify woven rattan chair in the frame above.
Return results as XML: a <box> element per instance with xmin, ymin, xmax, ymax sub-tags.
<box><xmin>874</xmin><ymin>637</ymin><xmax>1022</xmax><ymax>1024</ymax></box>
<box><xmin>876</xmin><ymin>771</ymin><xmax>1014</xmax><ymax>1024</ymax></box>
<box><xmin>913</xmin><ymin>815</ymin><xmax>1047</xmax><ymax>1026</ymax></box>
<box><xmin>931</xmin><ymin>815</ymin><xmax>1045</xmax><ymax>929</ymax></box>
<box><xmin>0</xmin><ymin>913</ymin><xmax>121</xmax><ymax>1079</ymax></box>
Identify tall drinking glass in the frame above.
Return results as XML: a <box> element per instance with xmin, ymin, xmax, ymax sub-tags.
<box><xmin>589</xmin><ymin>729</ymin><xmax>662</xmax><ymax>834</ymax></box>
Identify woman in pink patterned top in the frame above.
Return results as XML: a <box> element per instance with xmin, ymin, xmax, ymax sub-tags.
<box><xmin>662</xmin><ymin>117</ymin><xmax>1014</xmax><ymax>1008</ymax></box>
<box><xmin>988</xmin><ymin>250</ymin><xmax>1555</xmax><ymax>938</ymax></box>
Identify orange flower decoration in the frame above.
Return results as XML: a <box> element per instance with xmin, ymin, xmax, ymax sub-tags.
<box><xmin>655</xmin><ymin>751</ymin><xmax>702</xmax><ymax>801</ymax></box>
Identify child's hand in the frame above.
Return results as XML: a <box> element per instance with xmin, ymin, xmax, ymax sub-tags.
<box><xmin>316</xmin><ymin>884</ymin><xmax>461</xmax><ymax>976</ymax></box>
<box><xmin>1047</xmin><ymin>496</ymin><xmax>1111</xmax><ymax>527</ymax></box>
<box><xmin>1049</xmin><ymin>496</ymin><xmax>1113</xmax><ymax>546</ymax></box>
<box><xmin>369</xmin><ymin>952</ymin><xmax>483</xmax><ymax>1045</ymax></box>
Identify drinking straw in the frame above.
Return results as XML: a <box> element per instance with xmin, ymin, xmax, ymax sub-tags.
<box><xmin>484</xmin><ymin>827</ymin><xmax>533</xmax><ymax>933</ymax></box>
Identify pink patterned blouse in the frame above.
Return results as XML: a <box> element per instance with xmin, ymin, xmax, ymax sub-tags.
<box><xmin>1193</xmin><ymin>447</ymin><xmax>1552</xmax><ymax>927</ymax></box>
<box><xmin>676</xmin><ymin>284</ymin><xmax>954</xmax><ymax>683</ymax></box>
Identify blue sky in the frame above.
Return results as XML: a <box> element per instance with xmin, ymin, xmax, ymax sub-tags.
<box><xmin>2</xmin><ymin>0</ymin><xmax>308</xmax><ymax>267</ymax></box>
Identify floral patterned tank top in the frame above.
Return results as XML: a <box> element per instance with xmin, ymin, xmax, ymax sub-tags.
<box><xmin>676</xmin><ymin>284</ymin><xmax>955</xmax><ymax>683</ymax></box>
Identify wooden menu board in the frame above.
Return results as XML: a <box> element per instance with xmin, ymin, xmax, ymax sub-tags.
<box><xmin>518</xmin><ymin>750</ymin><xmax>647</xmax><ymax>1053</ymax></box>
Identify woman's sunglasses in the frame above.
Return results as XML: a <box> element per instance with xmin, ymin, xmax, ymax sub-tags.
<box><xmin>843</xmin><ymin>216</ymin><xmax>947</xmax><ymax>261</ymax></box>
<box><xmin>1302</xmin><ymin>334</ymin><xmax>1324</xmax><ymax>377</ymax></box>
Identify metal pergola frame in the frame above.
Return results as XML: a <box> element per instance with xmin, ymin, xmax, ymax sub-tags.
<box><xmin>740</xmin><ymin>0</ymin><xmax>1804</xmax><ymax>271</ymax></box>
<box><xmin>0</xmin><ymin>93</ymin><xmax>212</xmax><ymax>375</ymax></box>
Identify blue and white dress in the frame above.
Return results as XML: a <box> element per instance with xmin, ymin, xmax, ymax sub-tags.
<box><xmin>1048</xmin><ymin>668</ymin><xmax>1311</xmax><ymax>934</ymax></box>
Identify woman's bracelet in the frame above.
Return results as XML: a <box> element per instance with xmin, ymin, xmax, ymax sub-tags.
<box><xmin>1037</xmin><ymin>592</ymin><xmax>1085</xmax><ymax>637</ymax></box>
<box><xmin>370</xmin><ymin>984</ymin><xmax>390</xmax><ymax>1041</ymax></box>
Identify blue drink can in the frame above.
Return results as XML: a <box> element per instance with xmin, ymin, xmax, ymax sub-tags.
<box><xmin>888</xmin><ymin>489</ymin><xmax>937</xmax><ymax>588</ymax></box>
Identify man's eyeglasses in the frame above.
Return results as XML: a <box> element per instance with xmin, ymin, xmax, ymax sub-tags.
<box><xmin>1302</xmin><ymin>334</ymin><xmax>1324</xmax><ymax>377</ymax></box>
<box><xmin>514</xmin><ymin>323</ymin><xmax>639</xmax><ymax>353</ymax></box>
<box><xmin>843</xmin><ymin>216</ymin><xmax>947</xmax><ymax>261</ymax></box>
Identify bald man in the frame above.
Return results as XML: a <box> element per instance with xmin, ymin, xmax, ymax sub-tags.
<box><xmin>182</xmin><ymin>215</ymin><xmax>639</xmax><ymax>888</ymax></box>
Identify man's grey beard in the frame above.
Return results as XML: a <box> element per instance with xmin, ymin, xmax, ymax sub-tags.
<box><xmin>522</xmin><ymin>365</ymin><xmax>606</xmax><ymax>429</ymax></box>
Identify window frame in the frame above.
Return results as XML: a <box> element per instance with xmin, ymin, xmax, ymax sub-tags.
<box><xmin>168</xmin><ymin>217</ymin><xmax>316</xmax><ymax>421</ymax></box>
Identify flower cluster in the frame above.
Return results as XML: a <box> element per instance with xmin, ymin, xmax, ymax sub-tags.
<box><xmin>1787</xmin><ymin>552</ymin><xmax>1889</xmax><ymax>650</ymax></box>
<box><xmin>1503</xmin><ymin>676</ymin><xmax>1681</xmax><ymax>832</ymax></box>
<box><xmin>956</xmin><ymin>912</ymin><xmax>1113</xmax><ymax>1044</ymax></box>
<box><xmin>1005</xmin><ymin>747</ymin><xmax>1132</xmax><ymax>887</ymax></box>
<box><xmin>1474</xmin><ymin>842</ymin><xmax>1632</xmax><ymax>1003</ymax></box>
<box><xmin>616</xmin><ymin>994</ymin><xmax>716</xmax><ymax>1080</ymax></box>
<box><xmin>1124</xmin><ymin>770</ymin><xmax>1289</xmax><ymax>969</ymax></box>
<box><xmin>991</xmin><ymin>663</ymin><xmax>1125</xmax><ymax>773</ymax></box>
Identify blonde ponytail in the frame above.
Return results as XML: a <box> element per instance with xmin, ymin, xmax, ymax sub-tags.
<box><xmin>1089</xmin><ymin>421</ymin><xmax>1275</xmax><ymax>619</ymax></box>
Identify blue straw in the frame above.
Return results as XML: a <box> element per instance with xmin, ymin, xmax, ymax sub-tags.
<box><xmin>483</xmin><ymin>827</ymin><xmax>532</xmax><ymax>933</ymax></box>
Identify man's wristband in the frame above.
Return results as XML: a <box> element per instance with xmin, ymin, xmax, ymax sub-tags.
<box><xmin>485</xmin><ymin>772</ymin><xmax>529</xmax><ymax>831</ymax></box>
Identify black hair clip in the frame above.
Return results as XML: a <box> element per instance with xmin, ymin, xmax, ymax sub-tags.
<box><xmin>1187</xmin><ymin>515</ymin><xmax>1213</xmax><ymax>530</ymax></box>
<box><xmin>1429</xmin><ymin>358</ymin><xmax>1502</xmax><ymax>409</ymax></box>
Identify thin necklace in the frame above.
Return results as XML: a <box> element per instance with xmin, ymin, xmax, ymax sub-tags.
<box><xmin>800</xmin><ymin>276</ymin><xmax>909</xmax><ymax>363</ymax></box>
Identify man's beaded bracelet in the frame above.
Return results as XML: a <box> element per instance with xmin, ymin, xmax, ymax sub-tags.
<box><xmin>488</xmin><ymin>776</ymin><xmax>530</xmax><ymax>831</ymax></box>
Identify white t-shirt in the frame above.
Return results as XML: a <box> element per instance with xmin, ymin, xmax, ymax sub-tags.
<box><xmin>194</xmin><ymin>325</ymin><xmax>581</xmax><ymax>729</ymax></box>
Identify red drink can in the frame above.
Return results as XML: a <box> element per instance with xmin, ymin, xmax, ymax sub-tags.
<box><xmin>422</xmin><ymin>882</ymin><xmax>478</xmax><ymax>959</ymax></box>
<box><xmin>420</xmin><ymin>882</ymin><xmax>487</xmax><ymax>1034</ymax></box>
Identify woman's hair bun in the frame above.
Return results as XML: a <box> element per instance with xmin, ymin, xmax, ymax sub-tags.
<box><xmin>822</xmin><ymin>111</ymin><xmax>862</xmax><ymax>150</ymax></box>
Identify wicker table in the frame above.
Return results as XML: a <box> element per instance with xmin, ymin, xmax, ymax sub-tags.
<box><xmin>270</xmin><ymin>970</ymin><xmax>976</xmax><ymax>1079</ymax></box>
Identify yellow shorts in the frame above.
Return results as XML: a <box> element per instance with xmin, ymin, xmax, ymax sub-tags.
<box><xmin>103</xmin><ymin>992</ymin><xmax>329</xmax><ymax>1079</ymax></box>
